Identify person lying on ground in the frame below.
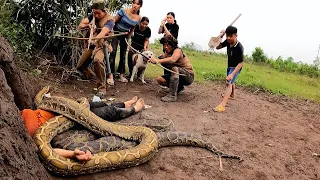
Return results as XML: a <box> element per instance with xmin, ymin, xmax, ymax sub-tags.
<box><xmin>213</xmin><ymin>25</ymin><xmax>244</xmax><ymax>112</ymax></box>
<box><xmin>21</xmin><ymin>96</ymin><xmax>145</xmax><ymax>162</ymax></box>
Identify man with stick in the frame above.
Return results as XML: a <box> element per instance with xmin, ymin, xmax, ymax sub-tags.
<box><xmin>77</xmin><ymin>0</ymin><xmax>115</xmax><ymax>97</ymax></box>
<box><xmin>213</xmin><ymin>26</ymin><xmax>244</xmax><ymax>112</ymax></box>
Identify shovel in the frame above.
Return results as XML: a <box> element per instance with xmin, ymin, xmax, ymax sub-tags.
<box><xmin>208</xmin><ymin>14</ymin><xmax>242</xmax><ymax>50</ymax></box>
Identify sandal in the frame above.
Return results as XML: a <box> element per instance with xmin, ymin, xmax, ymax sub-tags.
<box><xmin>107</xmin><ymin>78</ymin><xmax>114</xmax><ymax>86</ymax></box>
<box><xmin>213</xmin><ymin>105</ymin><xmax>225</xmax><ymax>112</ymax></box>
<box><xmin>118</xmin><ymin>77</ymin><xmax>128</xmax><ymax>83</ymax></box>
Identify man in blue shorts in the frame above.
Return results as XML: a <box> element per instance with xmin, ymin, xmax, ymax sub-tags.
<box><xmin>214</xmin><ymin>26</ymin><xmax>244</xmax><ymax>112</ymax></box>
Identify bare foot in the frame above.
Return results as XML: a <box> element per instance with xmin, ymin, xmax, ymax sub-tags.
<box><xmin>74</xmin><ymin>149</ymin><xmax>92</xmax><ymax>162</ymax></box>
<box><xmin>124</xmin><ymin>96</ymin><xmax>138</xmax><ymax>108</ymax></box>
<box><xmin>131</xmin><ymin>96</ymin><xmax>138</xmax><ymax>102</ymax></box>
<box><xmin>133</xmin><ymin>98</ymin><xmax>145</xmax><ymax>113</ymax></box>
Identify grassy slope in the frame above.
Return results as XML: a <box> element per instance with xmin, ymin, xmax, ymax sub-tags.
<box><xmin>138</xmin><ymin>42</ymin><xmax>320</xmax><ymax>102</ymax></box>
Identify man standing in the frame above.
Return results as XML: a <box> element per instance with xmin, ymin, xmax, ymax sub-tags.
<box><xmin>214</xmin><ymin>26</ymin><xmax>244</xmax><ymax>112</ymax></box>
<box><xmin>77</xmin><ymin>0</ymin><xmax>114</xmax><ymax>97</ymax></box>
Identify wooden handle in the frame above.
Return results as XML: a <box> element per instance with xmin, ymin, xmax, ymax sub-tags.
<box><xmin>87</xmin><ymin>15</ymin><xmax>95</xmax><ymax>49</ymax></box>
<box><xmin>229</xmin><ymin>14</ymin><xmax>242</xmax><ymax>27</ymax></box>
<box><xmin>217</xmin><ymin>13</ymin><xmax>242</xmax><ymax>37</ymax></box>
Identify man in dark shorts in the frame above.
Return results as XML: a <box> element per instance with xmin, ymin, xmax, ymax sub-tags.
<box><xmin>213</xmin><ymin>26</ymin><xmax>244</xmax><ymax>112</ymax></box>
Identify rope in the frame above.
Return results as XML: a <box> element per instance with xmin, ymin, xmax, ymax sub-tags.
<box><xmin>124</xmin><ymin>39</ymin><xmax>186</xmax><ymax>77</ymax></box>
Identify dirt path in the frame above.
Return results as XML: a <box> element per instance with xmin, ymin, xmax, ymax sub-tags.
<box><xmin>35</xmin><ymin>76</ymin><xmax>320</xmax><ymax>180</ymax></box>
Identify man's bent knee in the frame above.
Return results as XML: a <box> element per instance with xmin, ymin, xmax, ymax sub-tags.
<box><xmin>93</xmin><ymin>50</ymin><xmax>104</xmax><ymax>63</ymax></box>
<box><xmin>171</xmin><ymin>67</ymin><xmax>179</xmax><ymax>78</ymax></box>
<box><xmin>77</xmin><ymin>50</ymin><xmax>93</xmax><ymax>69</ymax></box>
<box><xmin>156</xmin><ymin>76</ymin><xmax>166</xmax><ymax>85</ymax></box>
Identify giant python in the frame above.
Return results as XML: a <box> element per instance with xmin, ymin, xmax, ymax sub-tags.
<box><xmin>33</xmin><ymin>86</ymin><xmax>242</xmax><ymax>177</ymax></box>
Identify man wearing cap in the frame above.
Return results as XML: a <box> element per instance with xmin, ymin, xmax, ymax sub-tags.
<box><xmin>77</xmin><ymin>0</ymin><xmax>114</xmax><ymax>97</ymax></box>
<box><xmin>213</xmin><ymin>25</ymin><xmax>244</xmax><ymax>112</ymax></box>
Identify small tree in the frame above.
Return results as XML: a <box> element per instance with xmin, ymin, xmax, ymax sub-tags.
<box><xmin>182</xmin><ymin>42</ymin><xmax>197</xmax><ymax>51</ymax></box>
<box><xmin>252</xmin><ymin>47</ymin><xmax>267</xmax><ymax>62</ymax></box>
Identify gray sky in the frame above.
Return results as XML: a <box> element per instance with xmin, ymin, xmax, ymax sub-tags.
<box><xmin>139</xmin><ymin>0</ymin><xmax>320</xmax><ymax>64</ymax></box>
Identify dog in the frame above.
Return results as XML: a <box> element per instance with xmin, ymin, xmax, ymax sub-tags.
<box><xmin>130</xmin><ymin>50</ymin><xmax>154</xmax><ymax>84</ymax></box>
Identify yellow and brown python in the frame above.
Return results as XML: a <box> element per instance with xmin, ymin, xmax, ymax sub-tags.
<box><xmin>33</xmin><ymin>86</ymin><xmax>242</xmax><ymax>177</ymax></box>
<box><xmin>34</xmin><ymin>86</ymin><xmax>158</xmax><ymax>176</ymax></box>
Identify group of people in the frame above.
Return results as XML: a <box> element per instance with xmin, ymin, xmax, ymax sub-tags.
<box><xmin>76</xmin><ymin>0</ymin><xmax>194</xmax><ymax>102</ymax></box>
<box><xmin>21</xmin><ymin>0</ymin><xmax>244</xmax><ymax>163</ymax></box>
<box><xmin>76</xmin><ymin>0</ymin><xmax>244</xmax><ymax>107</ymax></box>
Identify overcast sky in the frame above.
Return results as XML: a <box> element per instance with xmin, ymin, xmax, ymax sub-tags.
<box><xmin>138</xmin><ymin>0</ymin><xmax>320</xmax><ymax>64</ymax></box>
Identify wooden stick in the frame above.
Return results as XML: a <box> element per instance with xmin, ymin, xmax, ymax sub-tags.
<box><xmin>87</xmin><ymin>13</ymin><xmax>95</xmax><ymax>49</ymax></box>
<box><xmin>54</xmin><ymin>33</ymin><xmax>128</xmax><ymax>41</ymax></box>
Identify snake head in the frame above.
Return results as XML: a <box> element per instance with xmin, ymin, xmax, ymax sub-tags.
<box><xmin>34</xmin><ymin>85</ymin><xmax>51</xmax><ymax>107</ymax></box>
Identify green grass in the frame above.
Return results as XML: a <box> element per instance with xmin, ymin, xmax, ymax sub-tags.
<box><xmin>137</xmin><ymin>42</ymin><xmax>320</xmax><ymax>102</ymax></box>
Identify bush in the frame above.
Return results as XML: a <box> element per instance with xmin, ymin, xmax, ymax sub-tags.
<box><xmin>251</xmin><ymin>47</ymin><xmax>319</xmax><ymax>78</ymax></box>
<box><xmin>0</xmin><ymin>0</ymin><xmax>34</xmax><ymax>59</ymax></box>
<box><xmin>252</xmin><ymin>47</ymin><xmax>267</xmax><ymax>62</ymax></box>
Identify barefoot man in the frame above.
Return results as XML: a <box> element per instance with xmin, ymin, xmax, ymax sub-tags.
<box><xmin>214</xmin><ymin>26</ymin><xmax>244</xmax><ymax>112</ymax></box>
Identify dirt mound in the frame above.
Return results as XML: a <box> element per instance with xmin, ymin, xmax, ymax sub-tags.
<box><xmin>0</xmin><ymin>36</ymin><xmax>51</xmax><ymax>179</ymax></box>
<box><xmin>0</xmin><ymin>70</ymin><xmax>51</xmax><ymax>179</ymax></box>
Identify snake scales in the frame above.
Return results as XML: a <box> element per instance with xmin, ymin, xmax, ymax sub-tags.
<box><xmin>33</xmin><ymin>86</ymin><xmax>242</xmax><ymax>177</ymax></box>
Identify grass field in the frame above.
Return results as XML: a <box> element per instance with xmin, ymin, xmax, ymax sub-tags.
<box><xmin>136</xmin><ymin>42</ymin><xmax>320</xmax><ymax>102</ymax></box>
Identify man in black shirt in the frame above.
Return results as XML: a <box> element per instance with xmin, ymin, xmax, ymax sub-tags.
<box><xmin>214</xmin><ymin>26</ymin><xmax>244</xmax><ymax>112</ymax></box>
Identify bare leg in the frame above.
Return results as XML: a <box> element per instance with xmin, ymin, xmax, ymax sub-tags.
<box><xmin>214</xmin><ymin>84</ymin><xmax>233</xmax><ymax>112</ymax></box>
<box><xmin>231</xmin><ymin>83</ymin><xmax>235</xmax><ymax>98</ymax></box>
<box><xmin>156</xmin><ymin>76</ymin><xmax>167</xmax><ymax>86</ymax></box>
<box><xmin>221</xmin><ymin>83</ymin><xmax>235</xmax><ymax>99</ymax></box>
<box><xmin>124</xmin><ymin>96</ymin><xmax>138</xmax><ymax>108</ymax></box>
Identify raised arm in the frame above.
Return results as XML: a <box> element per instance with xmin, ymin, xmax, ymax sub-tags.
<box><xmin>216</xmin><ymin>30</ymin><xmax>226</xmax><ymax>50</ymax></box>
<box><xmin>158</xmin><ymin>17</ymin><xmax>167</xmax><ymax>34</ymax></box>
<box><xmin>78</xmin><ymin>17</ymin><xmax>90</xmax><ymax>29</ymax></box>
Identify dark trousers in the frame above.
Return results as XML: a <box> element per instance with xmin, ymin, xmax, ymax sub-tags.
<box><xmin>109</xmin><ymin>27</ymin><xmax>128</xmax><ymax>74</ymax></box>
<box><xmin>90</xmin><ymin>101</ymin><xmax>135</xmax><ymax>122</ymax></box>
<box><xmin>161</xmin><ymin>67</ymin><xmax>194</xmax><ymax>92</ymax></box>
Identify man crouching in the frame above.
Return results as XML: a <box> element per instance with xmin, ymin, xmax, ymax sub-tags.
<box><xmin>150</xmin><ymin>35</ymin><xmax>195</xmax><ymax>102</ymax></box>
